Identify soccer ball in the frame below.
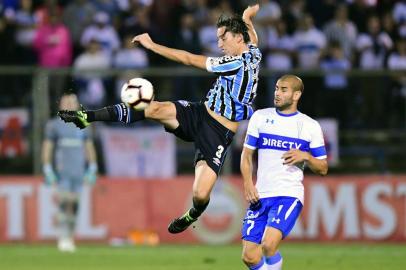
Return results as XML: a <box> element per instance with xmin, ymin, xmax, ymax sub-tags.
<box><xmin>121</xmin><ymin>78</ymin><xmax>154</xmax><ymax>111</ymax></box>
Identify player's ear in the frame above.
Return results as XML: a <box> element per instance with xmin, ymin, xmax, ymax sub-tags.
<box><xmin>293</xmin><ymin>90</ymin><xmax>302</xmax><ymax>101</ymax></box>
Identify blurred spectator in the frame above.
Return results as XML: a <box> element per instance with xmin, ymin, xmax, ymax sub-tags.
<box><xmin>253</xmin><ymin>0</ymin><xmax>281</xmax><ymax>51</ymax></box>
<box><xmin>382</xmin><ymin>11</ymin><xmax>399</xmax><ymax>41</ymax></box>
<box><xmin>172</xmin><ymin>12</ymin><xmax>202</xmax><ymax>101</ymax></box>
<box><xmin>33</xmin><ymin>9</ymin><xmax>72</xmax><ymax>111</ymax></box>
<box><xmin>33</xmin><ymin>10</ymin><xmax>72</xmax><ymax>68</ymax></box>
<box><xmin>91</xmin><ymin>0</ymin><xmax>120</xmax><ymax>18</ymax></box>
<box><xmin>199</xmin><ymin>8</ymin><xmax>222</xmax><ymax>56</ymax></box>
<box><xmin>7</xmin><ymin>0</ymin><xmax>38</xmax><ymax>64</ymax></box>
<box><xmin>323</xmin><ymin>4</ymin><xmax>357</xmax><ymax>60</ymax></box>
<box><xmin>393</xmin><ymin>1</ymin><xmax>406</xmax><ymax>25</ymax></box>
<box><xmin>73</xmin><ymin>39</ymin><xmax>111</xmax><ymax>108</ymax></box>
<box><xmin>0</xmin><ymin>16</ymin><xmax>15</xmax><ymax>65</ymax></box>
<box><xmin>320</xmin><ymin>42</ymin><xmax>351</xmax><ymax>126</ymax></box>
<box><xmin>355</xmin><ymin>15</ymin><xmax>393</xmax><ymax>69</ymax></box>
<box><xmin>306</xmin><ymin>0</ymin><xmax>337</xmax><ymax>29</ymax></box>
<box><xmin>387</xmin><ymin>38</ymin><xmax>406</xmax><ymax>128</ymax></box>
<box><xmin>35</xmin><ymin>0</ymin><xmax>62</xmax><ymax>26</ymax></box>
<box><xmin>388</xmin><ymin>38</ymin><xmax>406</xmax><ymax>70</ymax></box>
<box><xmin>63</xmin><ymin>0</ymin><xmax>97</xmax><ymax>57</ymax></box>
<box><xmin>265</xmin><ymin>20</ymin><xmax>294</xmax><ymax>105</ymax></box>
<box><xmin>113</xmin><ymin>35</ymin><xmax>149</xmax><ymax>100</ymax></box>
<box><xmin>281</xmin><ymin>0</ymin><xmax>306</xmax><ymax>35</ymax></box>
<box><xmin>393</xmin><ymin>1</ymin><xmax>406</xmax><ymax>39</ymax></box>
<box><xmin>120</xmin><ymin>4</ymin><xmax>153</xmax><ymax>37</ymax></box>
<box><xmin>180</xmin><ymin>0</ymin><xmax>210</xmax><ymax>28</ymax></box>
<box><xmin>80</xmin><ymin>11</ymin><xmax>120</xmax><ymax>56</ymax></box>
<box><xmin>348</xmin><ymin>0</ymin><xmax>375</xmax><ymax>33</ymax></box>
<box><xmin>293</xmin><ymin>14</ymin><xmax>327</xmax><ymax>69</ymax></box>
<box><xmin>113</xmin><ymin>35</ymin><xmax>149</xmax><ymax>69</ymax></box>
<box><xmin>173</xmin><ymin>13</ymin><xmax>201</xmax><ymax>54</ymax></box>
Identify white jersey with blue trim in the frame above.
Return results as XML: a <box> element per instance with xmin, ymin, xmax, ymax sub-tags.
<box><xmin>205</xmin><ymin>44</ymin><xmax>262</xmax><ymax>121</ymax></box>
<box><xmin>244</xmin><ymin>108</ymin><xmax>327</xmax><ymax>203</ymax></box>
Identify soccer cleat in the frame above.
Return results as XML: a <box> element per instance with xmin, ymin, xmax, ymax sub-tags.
<box><xmin>57</xmin><ymin>237</ymin><xmax>76</xmax><ymax>253</ymax></box>
<box><xmin>58</xmin><ymin>109</ymin><xmax>90</xmax><ymax>129</ymax></box>
<box><xmin>168</xmin><ymin>211</ymin><xmax>197</xmax><ymax>234</ymax></box>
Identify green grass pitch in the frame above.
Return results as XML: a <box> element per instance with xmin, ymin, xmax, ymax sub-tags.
<box><xmin>0</xmin><ymin>243</ymin><xmax>405</xmax><ymax>270</ymax></box>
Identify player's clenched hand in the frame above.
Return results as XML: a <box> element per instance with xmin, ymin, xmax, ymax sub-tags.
<box><xmin>243</xmin><ymin>4</ymin><xmax>260</xmax><ymax>20</ymax></box>
<box><xmin>282</xmin><ymin>149</ymin><xmax>309</xmax><ymax>166</ymax></box>
<box><xmin>132</xmin><ymin>33</ymin><xmax>154</xmax><ymax>50</ymax></box>
<box><xmin>244</xmin><ymin>182</ymin><xmax>260</xmax><ymax>204</ymax></box>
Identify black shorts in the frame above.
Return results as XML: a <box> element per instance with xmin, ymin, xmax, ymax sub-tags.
<box><xmin>165</xmin><ymin>101</ymin><xmax>235</xmax><ymax>175</ymax></box>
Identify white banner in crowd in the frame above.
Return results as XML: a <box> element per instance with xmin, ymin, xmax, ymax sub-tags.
<box><xmin>99</xmin><ymin>126</ymin><xmax>176</xmax><ymax>178</ymax></box>
<box><xmin>317</xmin><ymin>118</ymin><xmax>339</xmax><ymax>167</ymax></box>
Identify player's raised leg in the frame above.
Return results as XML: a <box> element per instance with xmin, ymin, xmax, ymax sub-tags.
<box><xmin>168</xmin><ymin>160</ymin><xmax>217</xmax><ymax>233</ymax></box>
<box><xmin>58</xmin><ymin>100</ymin><xmax>179</xmax><ymax>130</ymax></box>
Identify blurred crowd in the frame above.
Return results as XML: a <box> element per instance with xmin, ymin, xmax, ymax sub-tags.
<box><xmin>1</xmin><ymin>0</ymin><xmax>405</xmax><ymax>69</ymax></box>
<box><xmin>0</xmin><ymin>0</ymin><xmax>405</xmax><ymax>127</ymax></box>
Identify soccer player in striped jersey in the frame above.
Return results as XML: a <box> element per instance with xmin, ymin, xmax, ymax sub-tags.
<box><xmin>59</xmin><ymin>5</ymin><xmax>262</xmax><ymax>234</ymax></box>
<box><xmin>240</xmin><ymin>75</ymin><xmax>328</xmax><ymax>270</ymax></box>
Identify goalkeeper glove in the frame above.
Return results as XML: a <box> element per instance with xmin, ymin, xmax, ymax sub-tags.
<box><xmin>84</xmin><ymin>163</ymin><xmax>98</xmax><ymax>185</ymax></box>
<box><xmin>43</xmin><ymin>164</ymin><xmax>57</xmax><ymax>186</ymax></box>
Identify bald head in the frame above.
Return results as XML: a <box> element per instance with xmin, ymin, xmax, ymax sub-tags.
<box><xmin>278</xmin><ymin>75</ymin><xmax>304</xmax><ymax>93</ymax></box>
<box><xmin>59</xmin><ymin>93</ymin><xmax>80</xmax><ymax>111</ymax></box>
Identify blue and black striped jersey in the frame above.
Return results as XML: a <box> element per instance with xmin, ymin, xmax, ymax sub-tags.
<box><xmin>205</xmin><ymin>44</ymin><xmax>262</xmax><ymax>121</ymax></box>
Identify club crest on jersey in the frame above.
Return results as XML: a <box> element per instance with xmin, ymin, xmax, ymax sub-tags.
<box><xmin>246</xmin><ymin>210</ymin><xmax>260</xmax><ymax>219</ymax></box>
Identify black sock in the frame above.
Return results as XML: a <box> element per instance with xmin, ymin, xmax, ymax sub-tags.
<box><xmin>86</xmin><ymin>103</ymin><xmax>145</xmax><ymax>124</ymax></box>
<box><xmin>189</xmin><ymin>199</ymin><xmax>210</xmax><ymax>219</ymax></box>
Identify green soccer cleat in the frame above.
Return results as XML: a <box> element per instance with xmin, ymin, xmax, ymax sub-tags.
<box><xmin>58</xmin><ymin>109</ymin><xmax>90</xmax><ymax>129</ymax></box>
<box><xmin>167</xmin><ymin>211</ymin><xmax>197</xmax><ymax>234</ymax></box>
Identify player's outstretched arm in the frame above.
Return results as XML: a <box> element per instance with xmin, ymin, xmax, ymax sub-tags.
<box><xmin>242</xmin><ymin>4</ymin><xmax>259</xmax><ymax>46</ymax></box>
<box><xmin>240</xmin><ymin>146</ymin><xmax>260</xmax><ymax>204</ymax></box>
<box><xmin>132</xmin><ymin>33</ymin><xmax>207</xmax><ymax>70</ymax></box>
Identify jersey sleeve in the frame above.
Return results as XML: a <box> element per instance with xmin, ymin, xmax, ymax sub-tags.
<box><xmin>243</xmin><ymin>111</ymin><xmax>261</xmax><ymax>150</ymax></box>
<box><xmin>44</xmin><ymin>120</ymin><xmax>57</xmax><ymax>142</ymax></box>
<box><xmin>206</xmin><ymin>55</ymin><xmax>243</xmax><ymax>75</ymax></box>
<box><xmin>309</xmin><ymin>121</ymin><xmax>327</xmax><ymax>159</ymax></box>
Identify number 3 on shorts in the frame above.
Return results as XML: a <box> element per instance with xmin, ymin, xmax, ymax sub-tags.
<box><xmin>247</xmin><ymin>220</ymin><xmax>255</xmax><ymax>235</ymax></box>
<box><xmin>216</xmin><ymin>145</ymin><xmax>224</xmax><ymax>158</ymax></box>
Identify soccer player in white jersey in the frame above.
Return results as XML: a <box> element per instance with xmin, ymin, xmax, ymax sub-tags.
<box><xmin>240</xmin><ymin>75</ymin><xmax>328</xmax><ymax>270</ymax></box>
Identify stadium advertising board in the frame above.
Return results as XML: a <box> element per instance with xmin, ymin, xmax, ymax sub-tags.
<box><xmin>0</xmin><ymin>175</ymin><xmax>405</xmax><ymax>243</ymax></box>
<box><xmin>99</xmin><ymin>127</ymin><xmax>175</xmax><ymax>177</ymax></box>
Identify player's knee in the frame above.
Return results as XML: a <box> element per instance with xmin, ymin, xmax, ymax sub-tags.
<box><xmin>145</xmin><ymin>101</ymin><xmax>174</xmax><ymax>120</ymax></box>
<box><xmin>192</xmin><ymin>189</ymin><xmax>210</xmax><ymax>202</ymax></box>
<box><xmin>262</xmin><ymin>239</ymin><xmax>278</xmax><ymax>256</ymax></box>
<box><xmin>241</xmin><ymin>251</ymin><xmax>262</xmax><ymax>267</ymax></box>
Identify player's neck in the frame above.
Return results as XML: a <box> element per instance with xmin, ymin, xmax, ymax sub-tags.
<box><xmin>276</xmin><ymin>107</ymin><xmax>298</xmax><ymax>116</ymax></box>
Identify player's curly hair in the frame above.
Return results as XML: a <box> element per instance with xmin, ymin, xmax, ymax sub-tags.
<box><xmin>216</xmin><ymin>14</ymin><xmax>250</xmax><ymax>43</ymax></box>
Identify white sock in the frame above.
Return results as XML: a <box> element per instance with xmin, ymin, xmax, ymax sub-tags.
<box><xmin>265</xmin><ymin>252</ymin><xmax>283</xmax><ymax>270</ymax></box>
<box><xmin>248</xmin><ymin>257</ymin><xmax>267</xmax><ymax>270</ymax></box>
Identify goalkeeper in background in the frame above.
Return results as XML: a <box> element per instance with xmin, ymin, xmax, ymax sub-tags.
<box><xmin>42</xmin><ymin>93</ymin><xmax>98</xmax><ymax>252</ymax></box>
